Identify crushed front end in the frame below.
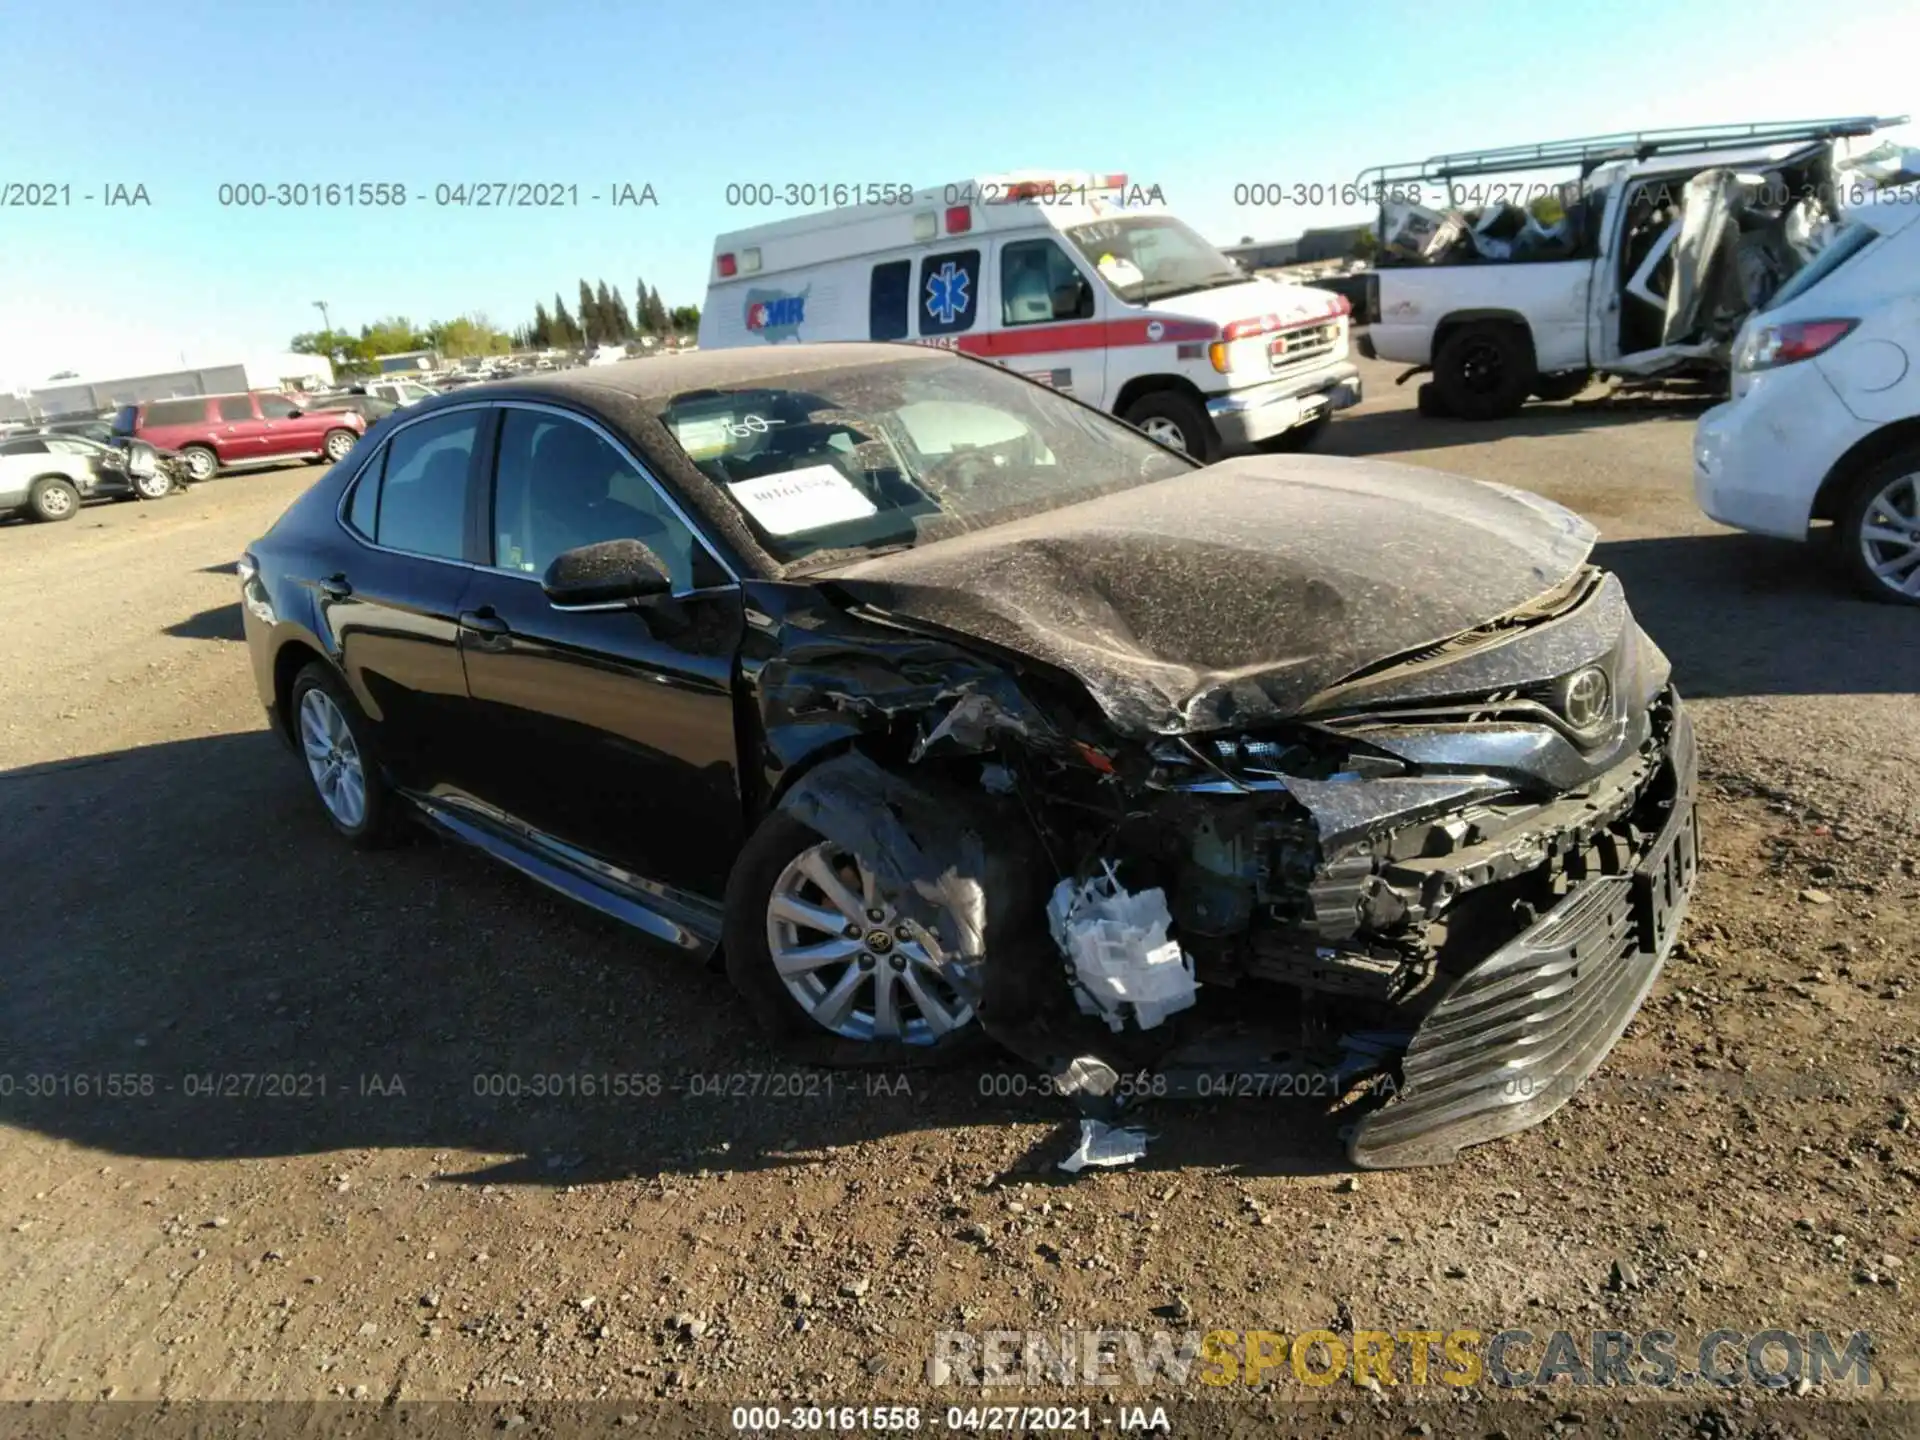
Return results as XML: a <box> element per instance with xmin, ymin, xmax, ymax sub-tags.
<box><xmin>755</xmin><ymin>488</ymin><xmax>1701</xmax><ymax>1166</ymax></box>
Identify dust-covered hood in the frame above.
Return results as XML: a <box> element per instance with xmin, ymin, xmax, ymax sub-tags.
<box><xmin>821</xmin><ymin>455</ymin><xmax>1597</xmax><ymax>737</ymax></box>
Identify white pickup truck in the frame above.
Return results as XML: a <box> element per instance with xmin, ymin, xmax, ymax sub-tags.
<box><xmin>1356</xmin><ymin>116</ymin><xmax>1912</xmax><ymax>418</ymax></box>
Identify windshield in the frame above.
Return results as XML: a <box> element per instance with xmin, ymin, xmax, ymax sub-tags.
<box><xmin>1062</xmin><ymin>215</ymin><xmax>1244</xmax><ymax>302</ymax></box>
<box><xmin>1762</xmin><ymin>221</ymin><xmax>1879</xmax><ymax>312</ymax></box>
<box><xmin>655</xmin><ymin>356</ymin><xmax>1195</xmax><ymax>568</ymax></box>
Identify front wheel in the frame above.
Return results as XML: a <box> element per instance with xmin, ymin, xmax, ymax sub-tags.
<box><xmin>132</xmin><ymin>468</ymin><xmax>174</xmax><ymax>500</ymax></box>
<box><xmin>722</xmin><ymin>812</ymin><xmax>986</xmax><ymax>1067</ymax></box>
<box><xmin>1839</xmin><ymin>448</ymin><xmax>1920</xmax><ymax>606</ymax></box>
<box><xmin>322</xmin><ymin>429</ymin><xmax>357</xmax><ymax>464</ymax></box>
<box><xmin>1122</xmin><ymin>391</ymin><xmax>1220</xmax><ymax>463</ymax></box>
<box><xmin>27</xmin><ymin>477</ymin><xmax>80</xmax><ymax>522</ymax></box>
<box><xmin>180</xmin><ymin>445</ymin><xmax>218</xmax><ymax>482</ymax></box>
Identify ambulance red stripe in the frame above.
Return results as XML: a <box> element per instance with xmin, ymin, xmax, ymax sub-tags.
<box><xmin>952</xmin><ymin>316</ymin><xmax>1219</xmax><ymax>358</ymax></box>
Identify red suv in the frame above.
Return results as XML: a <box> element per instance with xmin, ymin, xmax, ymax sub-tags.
<box><xmin>112</xmin><ymin>392</ymin><xmax>365</xmax><ymax>482</ymax></box>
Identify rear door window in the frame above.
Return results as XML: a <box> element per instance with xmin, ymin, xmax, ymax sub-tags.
<box><xmin>917</xmin><ymin>249</ymin><xmax>980</xmax><ymax>337</ymax></box>
<box><xmin>146</xmin><ymin>399</ymin><xmax>209</xmax><ymax>426</ymax></box>
<box><xmin>216</xmin><ymin>395</ymin><xmax>254</xmax><ymax>422</ymax></box>
<box><xmin>370</xmin><ymin>411</ymin><xmax>481</xmax><ymax>559</ymax></box>
<box><xmin>869</xmin><ymin>259</ymin><xmax>911</xmax><ymax>340</ymax></box>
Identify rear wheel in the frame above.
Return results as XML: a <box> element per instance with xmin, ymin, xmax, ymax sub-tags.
<box><xmin>27</xmin><ymin>477</ymin><xmax>80</xmax><ymax>522</ymax></box>
<box><xmin>1433</xmin><ymin>322</ymin><xmax>1535</xmax><ymax>420</ymax></box>
<box><xmin>1839</xmin><ymin>447</ymin><xmax>1920</xmax><ymax>606</ymax></box>
<box><xmin>723</xmin><ymin>811</ymin><xmax>985</xmax><ymax>1067</ymax></box>
<box><xmin>288</xmin><ymin>662</ymin><xmax>407</xmax><ymax>847</ymax></box>
<box><xmin>322</xmin><ymin>428</ymin><xmax>357</xmax><ymax>464</ymax></box>
<box><xmin>180</xmin><ymin>445</ymin><xmax>218</xmax><ymax>481</ymax></box>
<box><xmin>1122</xmin><ymin>390</ymin><xmax>1220</xmax><ymax>462</ymax></box>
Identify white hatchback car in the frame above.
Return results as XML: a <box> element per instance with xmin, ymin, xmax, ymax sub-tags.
<box><xmin>1694</xmin><ymin>193</ymin><xmax>1920</xmax><ymax>603</ymax></box>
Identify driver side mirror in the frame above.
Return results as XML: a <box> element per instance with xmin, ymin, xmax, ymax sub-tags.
<box><xmin>1051</xmin><ymin>279</ymin><xmax>1094</xmax><ymax>320</ymax></box>
<box><xmin>542</xmin><ymin>538</ymin><xmax>673</xmax><ymax>608</ymax></box>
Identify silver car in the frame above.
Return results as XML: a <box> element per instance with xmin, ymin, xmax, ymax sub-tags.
<box><xmin>0</xmin><ymin>434</ymin><xmax>174</xmax><ymax>522</ymax></box>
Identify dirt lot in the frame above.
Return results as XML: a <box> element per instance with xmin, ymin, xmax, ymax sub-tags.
<box><xmin>2</xmin><ymin>360</ymin><xmax>1917</xmax><ymax>1436</ymax></box>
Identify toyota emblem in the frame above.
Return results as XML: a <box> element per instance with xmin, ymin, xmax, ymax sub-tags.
<box><xmin>1562</xmin><ymin>666</ymin><xmax>1611</xmax><ymax>731</ymax></box>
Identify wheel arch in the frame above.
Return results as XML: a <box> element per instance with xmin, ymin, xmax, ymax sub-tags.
<box><xmin>1810</xmin><ymin>416</ymin><xmax>1920</xmax><ymax>526</ymax></box>
<box><xmin>1433</xmin><ymin>310</ymin><xmax>1538</xmax><ymax>369</ymax></box>
<box><xmin>1112</xmin><ymin>372</ymin><xmax>1210</xmax><ymax>417</ymax></box>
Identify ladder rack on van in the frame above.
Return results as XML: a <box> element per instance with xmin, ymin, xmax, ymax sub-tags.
<box><xmin>1356</xmin><ymin>115</ymin><xmax>1908</xmax><ymax>193</ymax></box>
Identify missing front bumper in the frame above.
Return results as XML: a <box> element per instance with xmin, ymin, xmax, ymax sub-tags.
<box><xmin>1347</xmin><ymin>703</ymin><xmax>1699</xmax><ymax>1168</ymax></box>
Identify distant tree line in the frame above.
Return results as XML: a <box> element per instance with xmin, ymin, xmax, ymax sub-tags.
<box><xmin>292</xmin><ymin>281</ymin><xmax>702</xmax><ymax>374</ymax></box>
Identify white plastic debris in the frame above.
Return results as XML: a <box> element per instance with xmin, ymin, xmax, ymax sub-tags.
<box><xmin>1058</xmin><ymin>1118</ymin><xmax>1149</xmax><ymax>1173</ymax></box>
<box><xmin>1046</xmin><ymin>864</ymin><xmax>1199</xmax><ymax>1032</ymax></box>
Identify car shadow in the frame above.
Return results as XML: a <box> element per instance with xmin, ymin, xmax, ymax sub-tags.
<box><xmin>1317</xmin><ymin>390</ymin><xmax>1717</xmax><ymax>459</ymax></box>
<box><xmin>163</xmin><ymin>603</ymin><xmax>245</xmax><ymax>642</ymax></box>
<box><xmin>1592</xmin><ymin>531</ymin><xmax>1920</xmax><ymax>699</ymax></box>
<box><xmin>0</xmin><ymin>731</ymin><xmax>1344</xmax><ymax>1185</ymax></box>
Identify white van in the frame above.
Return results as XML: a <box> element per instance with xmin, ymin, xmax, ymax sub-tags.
<box><xmin>700</xmin><ymin>171</ymin><xmax>1361</xmax><ymax>459</ymax></box>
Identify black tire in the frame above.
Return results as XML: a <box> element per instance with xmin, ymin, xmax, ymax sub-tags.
<box><xmin>286</xmin><ymin>662</ymin><xmax>409</xmax><ymax>848</ymax></box>
<box><xmin>1122</xmin><ymin>390</ymin><xmax>1220</xmax><ymax>463</ymax></box>
<box><xmin>722</xmin><ymin>810</ymin><xmax>989</xmax><ymax>1069</ymax></box>
<box><xmin>1260</xmin><ymin>412</ymin><xmax>1331</xmax><ymax>453</ymax></box>
<box><xmin>1837</xmin><ymin>446</ymin><xmax>1920</xmax><ymax>607</ymax></box>
<box><xmin>1432</xmin><ymin>322</ymin><xmax>1536</xmax><ymax>420</ymax></box>
<box><xmin>1532</xmin><ymin>369</ymin><xmax>1592</xmax><ymax>402</ymax></box>
<box><xmin>26</xmin><ymin>476</ymin><xmax>80</xmax><ymax>522</ymax></box>
<box><xmin>180</xmin><ymin>445</ymin><xmax>218</xmax><ymax>482</ymax></box>
<box><xmin>322</xmin><ymin>428</ymin><xmax>358</xmax><ymax>464</ymax></box>
<box><xmin>1415</xmin><ymin>381</ymin><xmax>1449</xmax><ymax>418</ymax></box>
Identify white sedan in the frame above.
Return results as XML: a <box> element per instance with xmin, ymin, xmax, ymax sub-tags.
<box><xmin>1694</xmin><ymin>193</ymin><xmax>1920</xmax><ymax>604</ymax></box>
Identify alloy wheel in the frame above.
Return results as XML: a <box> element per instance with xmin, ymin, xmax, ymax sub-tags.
<box><xmin>184</xmin><ymin>449</ymin><xmax>216</xmax><ymax>480</ymax></box>
<box><xmin>1858</xmin><ymin>471</ymin><xmax>1920</xmax><ymax>599</ymax></box>
<box><xmin>1140</xmin><ymin>416</ymin><xmax>1189</xmax><ymax>452</ymax></box>
<box><xmin>765</xmin><ymin>841</ymin><xmax>976</xmax><ymax>1044</ymax></box>
<box><xmin>325</xmin><ymin>432</ymin><xmax>355</xmax><ymax>462</ymax></box>
<box><xmin>1458</xmin><ymin>338</ymin><xmax>1506</xmax><ymax>395</ymax></box>
<box><xmin>298</xmin><ymin>687</ymin><xmax>368</xmax><ymax>829</ymax></box>
<box><xmin>133</xmin><ymin>471</ymin><xmax>172</xmax><ymax>500</ymax></box>
<box><xmin>37</xmin><ymin>484</ymin><xmax>74</xmax><ymax>517</ymax></box>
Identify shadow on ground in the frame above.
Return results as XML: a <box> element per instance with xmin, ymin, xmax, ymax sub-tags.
<box><xmin>164</xmin><ymin>603</ymin><xmax>245</xmax><ymax>641</ymax></box>
<box><xmin>1318</xmin><ymin>390</ymin><xmax>1715</xmax><ymax>460</ymax></box>
<box><xmin>1593</xmin><ymin>530</ymin><xmax>1920</xmax><ymax>700</ymax></box>
<box><xmin>0</xmin><ymin>731</ymin><xmax>1344</xmax><ymax>1186</ymax></box>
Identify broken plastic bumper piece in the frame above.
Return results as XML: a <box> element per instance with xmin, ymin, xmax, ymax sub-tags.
<box><xmin>1348</xmin><ymin>703</ymin><xmax>1699</xmax><ymax>1169</ymax></box>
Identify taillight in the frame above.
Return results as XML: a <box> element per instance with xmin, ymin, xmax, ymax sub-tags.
<box><xmin>1735</xmin><ymin>318</ymin><xmax>1858</xmax><ymax>371</ymax></box>
<box><xmin>716</xmin><ymin>252</ymin><xmax>737</xmax><ymax>278</ymax></box>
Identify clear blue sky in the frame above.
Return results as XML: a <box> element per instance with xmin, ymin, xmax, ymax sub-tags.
<box><xmin>1</xmin><ymin>0</ymin><xmax>1911</xmax><ymax>387</ymax></box>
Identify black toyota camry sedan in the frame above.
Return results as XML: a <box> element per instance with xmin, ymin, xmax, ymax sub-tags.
<box><xmin>239</xmin><ymin>342</ymin><xmax>1698</xmax><ymax>1168</ymax></box>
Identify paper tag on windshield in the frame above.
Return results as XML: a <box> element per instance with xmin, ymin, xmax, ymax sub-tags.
<box><xmin>726</xmin><ymin>464</ymin><xmax>877</xmax><ymax>536</ymax></box>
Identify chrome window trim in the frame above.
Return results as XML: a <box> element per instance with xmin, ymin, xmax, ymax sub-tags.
<box><xmin>482</xmin><ymin>399</ymin><xmax>741</xmax><ymax>597</ymax></box>
<box><xmin>333</xmin><ymin>397</ymin><xmax>742</xmax><ymax>599</ymax></box>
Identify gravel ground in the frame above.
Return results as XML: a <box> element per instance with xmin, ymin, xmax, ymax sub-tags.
<box><xmin>2</xmin><ymin>361</ymin><xmax>1916</xmax><ymax>1437</ymax></box>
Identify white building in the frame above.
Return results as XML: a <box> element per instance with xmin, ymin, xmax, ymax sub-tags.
<box><xmin>28</xmin><ymin>352</ymin><xmax>335</xmax><ymax>419</ymax></box>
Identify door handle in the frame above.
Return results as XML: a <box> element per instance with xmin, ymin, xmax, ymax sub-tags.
<box><xmin>318</xmin><ymin>574</ymin><xmax>352</xmax><ymax>600</ymax></box>
<box><xmin>459</xmin><ymin>607</ymin><xmax>511</xmax><ymax>635</ymax></box>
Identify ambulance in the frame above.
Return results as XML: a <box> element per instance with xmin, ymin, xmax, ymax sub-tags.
<box><xmin>700</xmin><ymin>171</ymin><xmax>1362</xmax><ymax>459</ymax></box>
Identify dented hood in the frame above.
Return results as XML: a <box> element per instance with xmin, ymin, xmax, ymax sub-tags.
<box><xmin>822</xmin><ymin>455</ymin><xmax>1596</xmax><ymax>738</ymax></box>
